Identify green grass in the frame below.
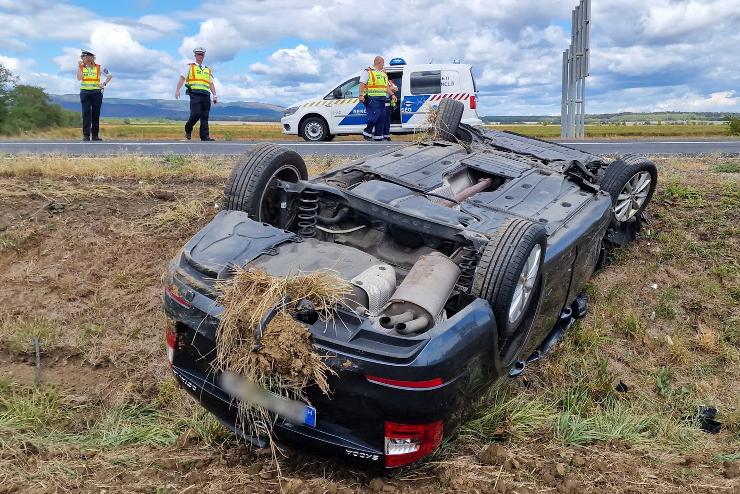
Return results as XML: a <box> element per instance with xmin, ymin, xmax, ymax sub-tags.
<box><xmin>714</xmin><ymin>162</ymin><xmax>740</xmax><ymax>173</ymax></box>
<box><xmin>0</xmin><ymin>381</ymin><xmax>71</xmax><ymax>432</ymax></box>
<box><xmin>0</xmin><ymin>318</ymin><xmax>61</xmax><ymax>354</ymax></box>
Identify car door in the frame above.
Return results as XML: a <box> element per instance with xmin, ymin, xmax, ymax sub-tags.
<box><xmin>326</xmin><ymin>76</ymin><xmax>366</xmax><ymax>133</ymax></box>
<box><xmin>401</xmin><ymin>69</ymin><xmax>441</xmax><ymax>130</ymax></box>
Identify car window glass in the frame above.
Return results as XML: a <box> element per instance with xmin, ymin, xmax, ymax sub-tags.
<box><xmin>410</xmin><ymin>70</ymin><xmax>441</xmax><ymax>95</ymax></box>
<box><xmin>326</xmin><ymin>77</ymin><xmax>360</xmax><ymax>99</ymax></box>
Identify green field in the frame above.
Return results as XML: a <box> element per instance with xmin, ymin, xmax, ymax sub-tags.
<box><xmin>2</xmin><ymin>121</ymin><xmax>735</xmax><ymax>141</ymax></box>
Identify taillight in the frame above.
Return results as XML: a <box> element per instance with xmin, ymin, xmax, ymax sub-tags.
<box><xmin>165</xmin><ymin>327</ymin><xmax>177</xmax><ymax>368</ymax></box>
<box><xmin>366</xmin><ymin>375</ymin><xmax>443</xmax><ymax>389</ymax></box>
<box><xmin>469</xmin><ymin>95</ymin><xmax>477</xmax><ymax>110</ymax></box>
<box><xmin>384</xmin><ymin>420</ymin><xmax>443</xmax><ymax>467</ymax></box>
<box><xmin>165</xmin><ymin>285</ymin><xmax>192</xmax><ymax>309</ymax></box>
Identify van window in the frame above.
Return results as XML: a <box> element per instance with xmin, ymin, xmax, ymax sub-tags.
<box><xmin>410</xmin><ymin>71</ymin><xmax>441</xmax><ymax>95</ymax></box>
<box><xmin>325</xmin><ymin>77</ymin><xmax>360</xmax><ymax>99</ymax></box>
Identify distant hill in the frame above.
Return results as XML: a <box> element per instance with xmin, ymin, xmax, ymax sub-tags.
<box><xmin>482</xmin><ymin>111</ymin><xmax>738</xmax><ymax>124</ymax></box>
<box><xmin>51</xmin><ymin>95</ymin><xmax>285</xmax><ymax>121</ymax></box>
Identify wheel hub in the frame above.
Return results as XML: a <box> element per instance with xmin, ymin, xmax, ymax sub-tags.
<box><xmin>614</xmin><ymin>171</ymin><xmax>652</xmax><ymax>222</ymax></box>
<box><xmin>305</xmin><ymin>122</ymin><xmax>323</xmax><ymax>140</ymax></box>
<box><xmin>509</xmin><ymin>245</ymin><xmax>541</xmax><ymax>325</ymax></box>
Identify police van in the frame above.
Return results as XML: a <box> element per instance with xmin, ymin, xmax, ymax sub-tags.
<box><xmin>281</xmin><ymin>59</ymin><xmax>482</xmax><ymax>141</ymax></box>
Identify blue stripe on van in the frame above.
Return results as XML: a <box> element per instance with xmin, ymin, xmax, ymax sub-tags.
<box><xmin>338</xmin><ymin>102</ymin><xmax>367</xmax><ymax>126</ymax></box>
<box><xmin>401</xmin><ymin>95</ymin><xmax>431</xmax><ymax>123</ymax></box>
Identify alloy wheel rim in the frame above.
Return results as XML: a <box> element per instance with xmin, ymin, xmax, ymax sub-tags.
<box><xmin>509</xmin><ymin>245</ymin><xmax>541</xmax><ymax>325</ymax></box>
<box><xmin>614</xmin><ymin>171</ymin><xmax>652</xmax><ymax>222</ymax></box>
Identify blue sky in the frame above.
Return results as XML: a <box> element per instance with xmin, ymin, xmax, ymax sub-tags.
<box><xmin>1</xmin><ymin>0</ymin><xmax>739</xmax><ymax>115</ymax></box>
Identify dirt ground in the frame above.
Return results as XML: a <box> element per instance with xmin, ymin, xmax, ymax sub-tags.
<box><xmin>0</xmin><ymin>154</ymin><xmax>738</xmax><ymax>493</ymax></box>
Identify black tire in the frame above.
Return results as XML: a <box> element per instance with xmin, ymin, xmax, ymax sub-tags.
<box><xmin>223</xmin><ymin>144</ymin><xmax>307</xmax><ymax>225</ymax></box>
<box><xmin>434</xmin><ymin>98</ymin><xmax>464</xmax><ymax>142</ymax></box>
<box><xmin>301</xmin><ymin>116</ymin><xmax>329</xmax><ymax>142</ymax></box>
<box><xmin>599</xmin><ymin>154</ymin><xmax>657</xmax><ymax>225</ymax></box>
<box><xmin>471</xmin><ymin>218</ymin><xmax>547</xmax><ymax>338</ymax></box>
<box><xmin>325</xmin><ymin>134</ymin><xmax>336</xmax><ymax>141</ymax></box>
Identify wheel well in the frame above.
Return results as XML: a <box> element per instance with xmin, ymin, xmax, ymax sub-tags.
<box><xmin>298</xmin><ymin>113</ymin><xmax>328</xmax><ymax>137</ymax></box>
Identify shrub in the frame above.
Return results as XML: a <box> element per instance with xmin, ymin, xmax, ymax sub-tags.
<box><xmin>726</xmin><ymin>115</ymin><xmax>740</xmax><ymax>136</ymax></box>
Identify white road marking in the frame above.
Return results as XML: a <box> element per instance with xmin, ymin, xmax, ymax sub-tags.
<box><xmin>0</xmin><ymin>141</ymin><xmax>400</xmax><ymax>146</ymax></box>
<box><xmin>560</xmin><ymin>141</ymin><xmax>739</xmax><ymax>145</ymax></box>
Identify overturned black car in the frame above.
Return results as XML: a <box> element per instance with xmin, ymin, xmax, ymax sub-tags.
<box><xmin>163</xmin><ymin>99</ymin><xmax>657</xmax><ymax>468</ymax></box>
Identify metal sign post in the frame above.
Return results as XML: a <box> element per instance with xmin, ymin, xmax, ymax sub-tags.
<box><xmin>561</xmin><ymin>0</ymin><xmax>590</xmax><ymax>139</ymax></box>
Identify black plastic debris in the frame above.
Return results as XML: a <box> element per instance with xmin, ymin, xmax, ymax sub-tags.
<box><xmin>688</xmin><ymin>406</ymin><xmax>722</xmax><ymax>434</ymax></box>
<box><xmin>615</xmin><ymin>381</ymin><xmax>630</xmax><ymax>393</ymax></box>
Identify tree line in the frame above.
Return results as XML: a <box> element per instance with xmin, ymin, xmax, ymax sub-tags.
<box><xmin>0</xmin><ymin>64</ymin><xmax>80</xmax><ymax>135</ymax></box>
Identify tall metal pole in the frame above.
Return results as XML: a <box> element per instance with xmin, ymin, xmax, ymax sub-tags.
<box><xmin>561</xmin><ymin>0</ymin><xmax>590</xmax><ymax>139</ymax></box>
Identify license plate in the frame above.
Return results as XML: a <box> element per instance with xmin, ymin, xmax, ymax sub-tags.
<box><xmin>220</xmin><ymin>372</ymin><xmax>317</xmax><ymax>427</ymax></box>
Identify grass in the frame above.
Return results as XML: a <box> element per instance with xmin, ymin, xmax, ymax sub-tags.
<box><xmin>0</xmin><ymin>154</ymin><xmax>738</xmax><ymax>492</ymax></box>
<box><xmin>2</xmin><ymin>122</ymin><xmax>735</xmax><ymax>141</ymax></box>
<box><xmin>0</xmin><ymin>318</ymin><xmax>61</xmax><ymax>354</ymax></box>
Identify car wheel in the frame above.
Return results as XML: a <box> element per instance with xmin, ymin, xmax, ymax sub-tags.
<box><xmin>301</xmin><ymin>116</ymin><xmax>329</xmax><ymax>142</ymax></box>
<box><xmin>223</xmin><ymin>144</ymin><xmax>308</xmax><ymax>225</ymax></box>
<box><xmin>599</xmin><ymin>154</ymin><xmax>657</xmax><ymax>225</ymax></box>
<box><xmin>434</xmin><ymin>98</ymin><xmax>464</xmax><ymax>143</ymax></box>
<box><xmin>471</xmin><ymin>218</ymin><xmax>547</xmax><ymax>338</ymax></box>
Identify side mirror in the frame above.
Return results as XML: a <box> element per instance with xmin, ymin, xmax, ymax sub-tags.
<box><xmin>332</xmin><ymin>88</ymin><xmax>343</xmax><ymax>99</ymax></box>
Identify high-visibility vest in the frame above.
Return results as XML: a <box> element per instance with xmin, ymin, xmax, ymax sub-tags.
<box><xmin>186</xmin><ymin>63</ymin><xmax>212</xmax><ymax>93</ymax></box>
<box><xmin>366</xmin><ymin>69</ymin><xmax>388</xmax><ymax>97</ymax></box>
<box><xmin>80</xmin><ymin>64</ymin><xmax>101</xmax><ymax>91</ymax></box>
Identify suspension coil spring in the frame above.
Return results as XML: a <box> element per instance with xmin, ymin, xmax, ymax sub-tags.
<box><xmin>458</xmin><ymin>245</ymin><xmax>480</xmax><ymax>292</ymax></box>
<box><xmin>297</xmin><ymin>189</ymin><xmax>319</xmax><ymax>237</ymax></box>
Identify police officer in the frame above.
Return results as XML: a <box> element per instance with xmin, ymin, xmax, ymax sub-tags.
<box><xmin>77</xmin><ymin>50</ymin><xmax>112</xmax><ymax>141</ymax></box>
<box><xmin>359</xmin><ymin>56</ymin><xmax>388</xmax><ymax>141</ymax></box>
<box><xmin>175</xmin><ymin>47</ymin><xmax>218</xmax><ymax>141</ymax></box>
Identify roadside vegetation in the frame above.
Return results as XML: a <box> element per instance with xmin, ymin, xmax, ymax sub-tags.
<box><xmin>0</xmin><ymin>153</ymin><xmax>737</xmax><ymax>492</ymax></box>
<box><xmin>4</xmin><ymin>121</ymin><xmax>734</xmax><ymax>140</ymax></box>
<box><xmin>0</xmin><ymin>64</ymin><xmax>80</xmax><ymax>136</ymax></box>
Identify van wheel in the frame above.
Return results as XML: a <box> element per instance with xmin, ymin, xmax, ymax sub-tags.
<box><xmin>301</xmin><ymin>117</ymin><xmax>329</xmax><ymax>142</ymax></box>
<box><xmin>223</xmin><ymin>144</ymin><xmax>308</xmax><ymax>225</ymax></box>
<box><xmin>471</xmin><ymin>218</ymin><xmax>547</xmax><ymax>339</ymax></box>
<box><xmin>434</xmin><ymin>98</ymin><xmax>464</xmax><ymax>142</ymax></box>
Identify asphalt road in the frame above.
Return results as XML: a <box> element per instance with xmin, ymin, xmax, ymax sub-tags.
<box><xmin>0</xmin><ymin>138</ymin><xmax>738</xmax><ymax>156</ymax></box>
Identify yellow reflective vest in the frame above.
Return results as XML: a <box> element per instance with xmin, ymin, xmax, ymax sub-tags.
<box><xmin>186</xmin><ymin>63</ymin><xmax>212</xmax><ymax>93</ymax></box>
<box><xmin>366</xmin><ymin>69</ymin><xmax>388</xmax><ymax>97</ymax></box>
<box><xmin>80</xmin><ymin>64</ymin><xmax>101</xmax><ymax>91</ymax></box>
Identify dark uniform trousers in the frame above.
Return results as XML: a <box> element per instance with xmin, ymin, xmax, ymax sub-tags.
<box><xmin>185</xmin><ymin>92</ymin><xmax>212</xmax><ymax>139</ymax></box>
<box><xmin>363</xmin><ymin>96</ymin><xmax>386</xmax><ymax>140</ymax></box>
<box><xmin>80</xmin><ymin>90</ymin><xmax>103</xmax><ymax>138</ymax></box>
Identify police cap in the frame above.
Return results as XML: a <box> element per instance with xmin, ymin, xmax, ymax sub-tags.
<box><xmin>193</xmin><ymin>47</ymin><xmax>206</xmax><ymax>54</ymax></box>
<box><xmin>81</xmin><ymin>50</ymin><xmax>95</xmax><ymax>57</ymax></box>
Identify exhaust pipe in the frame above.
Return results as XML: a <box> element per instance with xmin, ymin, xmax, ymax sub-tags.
<box><xmin>380</xmin><ymin>252</ymin><xmax>460</xmax><ymax>334</ymax></box>
<box><xmin>379</xmin><ymin>310</ymin><xmax>414</xmax><ymax>328</ymax></box>
<box><xmin>453</xmin><ymin>177</ymin><xmax>494</xmax><ymax>203</ymax></box>
<box><xmin>395</xmin><ymin>316</ymin><xmax>430</xmax><ymax>334</ymax></box>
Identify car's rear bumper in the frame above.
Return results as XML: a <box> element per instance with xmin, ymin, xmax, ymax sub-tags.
<box><xmin>166</xmin><ymin>290</ymin><xmax>500</xmax><ymax>467</ymax></box>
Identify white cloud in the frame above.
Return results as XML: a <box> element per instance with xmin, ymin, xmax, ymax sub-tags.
<box><xmin>179</xmin><ymin>18</ymin><xmax>245</xmax><ymax>63</ymax></box>
<box><xmin>250</xmin><ymin>45</ymin><xmax>320</xmax><ymax>77</ymax></box>
<box><xmin>0</xmin><ymin>55</ymin><xmax>22</xmax><ymax>72</ymax></box>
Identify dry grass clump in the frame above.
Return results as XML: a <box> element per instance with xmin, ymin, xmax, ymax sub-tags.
<box><xmin>215</xmin><ymin>268</ymin><xmax>350</xmax><ymax>395</ymax></box>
